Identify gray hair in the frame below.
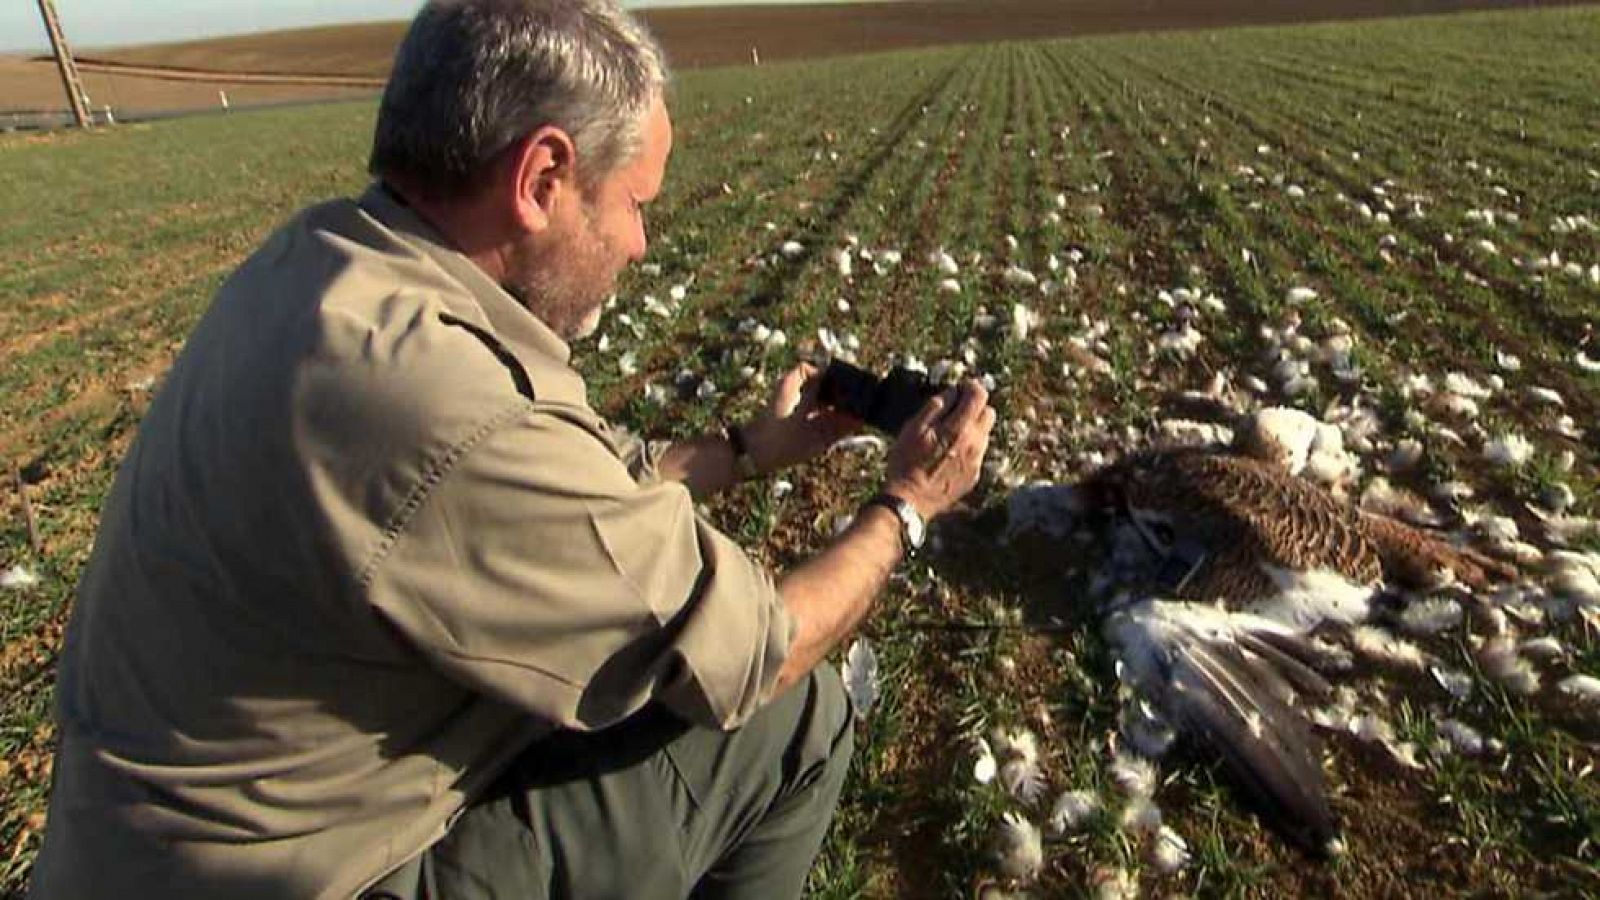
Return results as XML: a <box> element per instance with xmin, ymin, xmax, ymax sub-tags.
<box><xmin>369</xmin><ymin>0</ymin><xmax>668</xmax><ymax>198</ymax></box>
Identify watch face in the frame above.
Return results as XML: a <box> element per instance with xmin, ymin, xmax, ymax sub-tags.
<box><xmin>899</xmin><ymin>501</ymin><xmax>926</xmax><ymax>549</ymax></box>
<box><xmin>905</xmin><ymin>514</ymin><xmax>926</xmax><ymax>549</ymax></box>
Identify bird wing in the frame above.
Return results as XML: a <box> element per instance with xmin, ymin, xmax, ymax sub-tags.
<box><xmin>1106</xmin><ymin>600</ymin><xmax>1339</xmax><ymax>855</ymax></box>
<box><xmin>1357</xmin><ymin>510</ymin><xmax>1517</xmax><ymax>590</ymax></box>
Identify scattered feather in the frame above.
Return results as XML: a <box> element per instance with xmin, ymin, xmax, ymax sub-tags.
<box><xmin>1049</xmin><ymin>789</ymin><xmax>1102</xmax><ymax>834</ymax></box>
<box><xmin>1109</xmin><ymin>751</ymin><xmax>1157</xmax><ymax>799</ymax></box>
<box><xmin>1119</xmin><ymin>796</ymin><xmax>1163</xmax><ymax>836</ymax></box>
<box><xmin>1556</xmin><ymin>674</ymin><xmax>1600</xmax><ymax>704</ymax></box>
<box><xmin>1398</xmin><ymin>597</ymin><xmax>1464</xmax><ymax>636</ymax></box>
<box><xmin>1149</xmin><ymin>825</ymin><xmax>1192</xmax><ymax>875</ymax></box>
<box><xmin>1437</xmin><ymin>718</ymin><xmax>1485</xmax><ymax>756</ymax></box>
<box><xmin>1476</xmin><ymin>636</ymin><xmax>1540</xmax><ymax>695</ymax></box>
<box><xmin>1518</xmin><ymin>636</ymin><xmax>1564</xmax><ymax>662</ymax></box>
<box><xmin>1000</xmin><ymin>755</ymin><xmax>1048</xmax><ymax>804</ymax></box>
<box><xmin>1121</xmin><ymin>699</ymin><xmax>1177</xmax><ymax>758</ymax></box>
<box><xmin>973</xmin><ymin>738</ymin><xmax>998</xmax><ymax>785</ymax></box>
<box><xmin>1483</xmin><ymin>433</ymin><xmax>1534</xmax><ymax>468</ymax></box>
<box><xmin>1350</xmin><ymin>626</ymin><xmax>1427</xmax><ymax>669</ymax></box>
<box><xmin>841</xmin><ymin>637</ymin><xmax>880</xmax><ymax>719</ymax></box>
<box><xmin>1</xmin><ymin>565</ymin><xmax>38</xmax><ymax>590</ymax></box>
<box><xmin>1090</xmin><ymin>866</ymin><xmax>1137</xmax><ymax>900</ymax></box>
<box><xmin>1005</xmin><ymin>483</ymin><xmax>1084</xmax><ymax>540</ymax></box>
<box><xmin>1002</xmin><ymin>266</ymin><xmax>1039</xmax><ymax>288</ymax></box>
<box><xmin>994</xmin><ymin>813</ymin><xmax>1044</xmax><ymax>882</ymax></box>
<box><xmin>1430</xmin><ymin>665</ymin><xmax>1474</xmax><ymax>700</ymax></box>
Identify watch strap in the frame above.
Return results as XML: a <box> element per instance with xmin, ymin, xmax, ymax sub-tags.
<box><xmin>724</xmin><ymin>423</ymin><xmax>760</xmax><ymax>481</ymax></box>
<box><xmin>864</xmin><ymin>492</ymin><xmax>923</xmax><ymax>556</ymax></box>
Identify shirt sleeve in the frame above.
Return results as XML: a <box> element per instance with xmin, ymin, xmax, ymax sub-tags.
<box><xmin>602</xmin><ymin>421</ymin><xmax>673</xmax><ymax>486</ymax></box>
<box><xmin>361</xmin><ymin>402</ymin><xmax>793</xmax><ymax>731</ymax></box>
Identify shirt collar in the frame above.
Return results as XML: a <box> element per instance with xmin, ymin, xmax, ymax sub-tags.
<box><xmin>357</xmin><ymin>182</ymin><xmax>575</xmax><ymax>370</ymax></box>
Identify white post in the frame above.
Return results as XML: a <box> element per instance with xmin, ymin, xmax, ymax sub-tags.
<box><xmin>751</xmin><ymin>46</ymin><xmax>760</xmax><ymax>66</ymax></box>
<box><xmin>219</xmin><ymin>90</ymin><xmax>230</xmax><ymax>110</ymax></box>
<box><xmin>103</xmin><ymin>104</ymin><xmax>114</xmax><ymax>125</ymax></box>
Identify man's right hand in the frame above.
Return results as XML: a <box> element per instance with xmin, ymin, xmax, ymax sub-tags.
<box><xmin>883</xmin><ymin>379</ymin><xmax>995</xmax><ymax>520</ymax></box>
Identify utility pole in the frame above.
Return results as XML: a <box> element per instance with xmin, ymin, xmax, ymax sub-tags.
<box><xmin>36</xmin><ymin>0</ymin><xmax>92</xmax><ymax>128</ymax></box>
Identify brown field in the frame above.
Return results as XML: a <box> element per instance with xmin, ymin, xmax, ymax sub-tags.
<box><xmin>7</xmin><ymin>0</ymin><xmax>1596</xmax><ymax>115</ymax></box>
<box><xmin>0</xmin><ymin>57</ymin><xmax>374</xmax><ymax>119</ymax></box>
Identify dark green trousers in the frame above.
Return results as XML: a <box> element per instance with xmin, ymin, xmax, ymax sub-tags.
<box><xmin>366</xmin><ymin>666</ymin><xmax>853</xmax><ymax>900</ymax></box>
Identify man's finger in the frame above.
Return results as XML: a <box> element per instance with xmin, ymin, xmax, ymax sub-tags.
<box><xmin>901</xmin><ymin>389</ymin><xmax>955</xmax><ymax>438</ymax></box>
<box><xmin>772</xmin><ymin>364</ymin><xmax>812</xmax><ymax>415</ymax></box>
<box><xmin>939</xmin><ymin>380</ymin><xmax>989</xmax><ymax>434</ymax></box>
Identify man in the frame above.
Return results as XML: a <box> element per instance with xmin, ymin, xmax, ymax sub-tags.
<box><xmin>28</xmin><ymin>1</ymin><xmax>994</xmax><ymax>898</ymax></box>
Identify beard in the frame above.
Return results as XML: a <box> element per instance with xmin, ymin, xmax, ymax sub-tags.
<box><xmin>503</xmin><ymin>204</ymin><xmax>619</xmax><ymax>342</ymax></box>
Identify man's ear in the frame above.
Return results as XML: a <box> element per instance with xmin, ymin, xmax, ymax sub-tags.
<box><xmin>508</xmin><ymin>125</ymin><xmax>578</xmax><ymax>233</ymax></box>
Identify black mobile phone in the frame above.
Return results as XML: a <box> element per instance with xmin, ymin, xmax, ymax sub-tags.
<box><xmin>817</xmin><ymin>359</ymin><xmax>942</xmax><ymax>436</ymax></box>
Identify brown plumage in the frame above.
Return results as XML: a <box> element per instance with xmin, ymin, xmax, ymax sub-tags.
<box><xmin>1080</xmin><ymin>448</ymin><xmax>1511</xmax><ymax>600</ymax></box>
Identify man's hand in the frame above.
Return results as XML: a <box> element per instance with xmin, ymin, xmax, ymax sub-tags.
<box><xmin>883</xmin><ymin>379</ymin><xmax>995</xmax><ymax>519</ymax></box>
<box><xmin>742</xmin><ymin>363</ymin><xmax>862</xmax><ymax>474</ymax></box>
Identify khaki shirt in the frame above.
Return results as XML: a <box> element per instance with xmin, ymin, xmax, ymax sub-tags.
<box><xmin>29</xmin><ymin>185</ymin><xmax>794</xmax><ymax>900</ymax></box>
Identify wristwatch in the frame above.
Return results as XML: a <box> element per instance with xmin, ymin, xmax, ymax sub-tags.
<box><xmin>863</xmin><ymin>492</ymin><xmax>926</xmax><ymax>556</ymax></box>
<box><xmin>724</xmin><ymin>423</ymin><xmax>761</xmax><ymax>481</ymax></box>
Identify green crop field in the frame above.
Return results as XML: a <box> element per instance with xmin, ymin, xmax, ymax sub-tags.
<box><xmin>4</xmin><ymin>6</ymin><xmax>1599</xmax><ymax>897</ymax></box>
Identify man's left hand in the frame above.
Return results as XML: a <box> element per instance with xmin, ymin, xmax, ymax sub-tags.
<box><xmin>743</xmin><ymin>363</ymin><xmax>861</xmax><ymax>474</ymax></box>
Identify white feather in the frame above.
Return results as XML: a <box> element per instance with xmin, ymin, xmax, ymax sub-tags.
<box><xmin>1149</xmin><ymin>825</ymin><xmax>1192</xmax><ymax>875</ymax></box>
<box><xmin>1155</xmin><ymin>418</ymin><xmax>1233</xmax><ymax>449</ymax></box>
<box><xmin>1518</xmin><ymin>636</ymin><xmax>1565</xmax><ymax>662</ymax></box>
<box><xmin>1525</xmin><ymin>386</ymin><xmax>1564</xmax><ymax>407</ymax></box>
<box><xmin>1437</xmin><ymin>719</ymin><xmax>1485</xmax><ymax>756</ymax></box>
<box><xmin>1350</xmin><ymin>626</ymin><xmax>1428</xmax><ymax>669</ymax></box>
<box><xmin>1360</xmin><ymin>478</ymin><xmax>1442</xmax><ymax>527</ymax></box>
<box><xmin>1476</xmin><ymin>636</ymin><xmax>1540</xmax><ymax>695</ymax></box>
<box><xmin>1239</xmin><ymin>406</ymin><xmax>1319</xmax><ymax>474</ymax></box>
<box><xmin>1119</xmin><ymin>796</ymin><xmax>1163</xmax><ymax>835</ymax></box>
<box><xmin>1004</xmin><ymin>483</ymin><xmax>1084</xmax><ymax>541</ymax></box>
<box><xmin>994</xmin><ymin>813</ymin><xmax>1043</xmax><ymax>881</ymax></box>
<box><xmin>1109</xmin><ymin>751</ymin><xmax>1157</xmax><ymax>799</ymax></box>
<box><xmin>1049</xmin><ymin>789</ymin><xmax>1101</xmax><ymax>835</ymax></box>
<box><xmin>1429</xmin><ymin>665</ymin><xmax>1474</xmax><ymax>700</ymax></box>
<box><xmin>1483</xmin><ymin>433</ymin><xmax>1534</xmax><ymax>468</ymax></box>
<box><xmin>1398</xmin><ymin>598</ymin><xmax>1464</xmax><ymax>636</ymax></box>
<box><xmin>1546</xmin><ymin>552</ymin><xmax>1600</xmax><ymax>606</ymax></box>
<box><xmin>1121</xmin><ymin>700</ymin><xmax>1177</xmax><ymax>758</ymax></box>
<box><xmin>973</xmin><ymin>738</ymin><xmax>998</xmax><ymax>785</ymax></box>
<box><xmin>1556</xmin><ymin>674</ymin><xmax>1600</xmax><ymax>703</ymax></box>
<box><xmin>1253</xmin><ymin>566</ymin><xmax>1374</xmax><ymax>630</ymax></box>
<box><xmin>1</xmin><ymin>565</ymin><xmax>38</xmax><ymax>590</ymax></box>
<box><xmin>841</xmin><ymin>638</ymin><xmax>880</xmax><ymax>719</ymax></box>
<box><xmin>1000</xmin><ymin>758</ymin><xmax>1047</xmax><ymax>804</ymax></box>
<box><xmin>1090</xmin><ymin>866</ymin><xmax>1138</xmax><ymax>900</ymax></box>
<box><xmin>1002</xmin><ymin>266</ymin><xmax>1039</xmax><ymax>288</ymax></box>
<box><xmin>1443</xmin><ymin>371</ymin><xmax>1492</xmax><ymax>399</ymax></box>
<box><xmin>1386</xmin><ymin>439</ymin><xmax>1424</xmax><ymax>473</ymax></box>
